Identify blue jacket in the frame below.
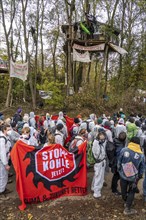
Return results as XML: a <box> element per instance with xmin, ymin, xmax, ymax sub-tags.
<box><xmin>117</xmin><ymin>142</ymin><xmax>145</xmax><ymax>182</ymax></box>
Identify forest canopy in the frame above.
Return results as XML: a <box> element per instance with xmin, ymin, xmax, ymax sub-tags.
<box><xmin>0</xmin><ymin>0</ymin><xmax>145</xmax><ymax>114</ymax></box>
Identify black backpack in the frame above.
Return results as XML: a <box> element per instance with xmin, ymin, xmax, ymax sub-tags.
<box><xmin>142</xmin><ymin>139</ymin><xmax>146</xmax><ymax>157</ymax></box>
<box><xmin>106</xmin><ymin>141</ymin><xmax>116</xmax><ymax>167</ymax></box>
<box><xmin>39</xmin><ymin>127</ymin><xmax>47</xmax><ymax>145</ymax></box>
<box><xmin>82</xmin><ymin>120</ymin><xmax>91</xmax><ymax>132</ymax></box>
<box><xmin>17</xmin><ymin>121</ymin><xmax>25</xmax><ymax>134</ymax></box>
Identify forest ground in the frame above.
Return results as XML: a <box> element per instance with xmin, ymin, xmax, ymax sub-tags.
<box><xmin>0</xmin><ymin>166</ymin><xmax>146</xmax><ymax>220</ymax></box>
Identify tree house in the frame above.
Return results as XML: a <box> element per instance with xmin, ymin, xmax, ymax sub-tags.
<box><xmin>62</xmin><ymin>18</ymin><xmax>127</xmax><ymax>97</ymax></box>
<box><xmin>62</xmin><ymin>20</ymin><xmax>120</xmax><ymax>50</ymax></box>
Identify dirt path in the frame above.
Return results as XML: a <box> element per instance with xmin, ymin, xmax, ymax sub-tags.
<box><xmin>0</xmin><ymin>167</ymin><xmax>146</xmax><ymax>220</ymax></box>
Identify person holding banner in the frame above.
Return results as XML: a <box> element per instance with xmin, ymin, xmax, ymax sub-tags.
<box><xmin>19</xmin><ymin>127</ymin><xmax>38</xmax><ymax>146</ymax></box>
<box><xmin>69</xmin><ymin>129</ymin><xmax>87</xmax><ymax>152</ymax></box>
<box><xmin>44</xmin><ymin>133</ymin><xmax>55</xmax><ymax>146</ymax></box>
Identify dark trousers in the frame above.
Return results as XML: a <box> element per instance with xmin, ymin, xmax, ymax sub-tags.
<box><xmin>120</xmin><ymin>178</ymin><xmax>136</xmax><ymax>209</ymax></box>
<box><xmin>111</xmin><ymin>171</ymin><xmax>120</xmax><ymax>192</ymax></box>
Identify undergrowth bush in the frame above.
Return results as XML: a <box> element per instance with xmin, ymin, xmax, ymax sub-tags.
<box><xmin>64</xmin><ymin>86</ymin><xmax>146</xmax><ymax>116</ymax></box>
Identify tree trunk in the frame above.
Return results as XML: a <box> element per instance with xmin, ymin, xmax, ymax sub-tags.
<box><xmin>96</xmin><ymin>44</ymin><xmax>109</xmax><ymax>99</ymax></box>
<box><xmin>87</xmin><ymin>62</ymin><xmax>91</xmax><ymax>83</ymax></box>
<box><xmin>40</xmin><ymin>0</ymin><xmax>45</xmax><ymax>72</ymax></box>
<box><xmin>64</xmin><ymin>0</ymin><xmax>75</xmax><ymax>94</ymax></box>
<box><xmin>21</xmin><ymin>0</ymin><xmax>36</xmax><ymax>109</ymax></box>
<box><xmin>94</xmin><ymin>59</ymin><xmax>98</xmax><ymax>91</ymax></box>
<box><xmin>53</xmin><ymin>53</ymin><xmax>57</xmax><ymax>82</ymax></box>
<box><xmin>0</xmin><ymin>0</ymin><xmax>16</xmax><ymax>107</ymax></box>
<box><xmin>33</xmin><ymin>0</ymin><xmax>40</xmax><ymax>105</ymax></box>
<box><xmin>118</xmin><ymin>0</ymin><xmax>126</xmax><ymax>79</ymax></box>
<box><xmin>104</xmin><ymin>47</ymin><xmax>109</xmax><ymax>94</ymax></box>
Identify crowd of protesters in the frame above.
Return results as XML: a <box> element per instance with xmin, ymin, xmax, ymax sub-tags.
<box><xmin>0</xmin><ymin>107</ymin><xmax>146</xmax><ymax>215</ymax></box>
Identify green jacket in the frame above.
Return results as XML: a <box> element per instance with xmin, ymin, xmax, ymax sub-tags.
<box><xmin>126</xmin><ymin>123</ymin><xmax>138</xmax><ymax>141</ymax></box>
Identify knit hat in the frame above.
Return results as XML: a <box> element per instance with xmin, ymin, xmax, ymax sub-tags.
<box><xmin>104</xmin><ymin>121</ymin><xmax>111</xmax><ymax>128</ymax></box>
<box><xmin>17</xmin><ymin>108</ymin><xmax>22</xmax><ymax>114</ymax></box>
<box><xmin>56</xmin><ymin>123</ymin><xmax>63</xmax><ymax>131</ymax></box>
<box><xmin>118</xmin><ymin>118</ymin><xmax>124</xmax><ymax>125</ymax></box>
<box><xmin>97</xmin><ymin>117</ymin><xmax>103</xmax><ymax>125</ymax></box>
<box><xmin>135</xmin><ymin>120</ymin><xmax>141</xmax><ymax>128</ymax></box>
<box><xmin>121</xmin><ymin>114</ymin><xmax>125</xmax><ymax>119</ymax></box>
<box><xmin>129</xmin><ymin>117</ymin><xmax>134</xmax><ymax>123</ymax></box>
<box><xmin>74</xmin><ymin>118</ymin><xmax>80</xmax><ymax>124</ymax></box>
<box><xmin>130</xmin><ymin>137</ymin><xmax>140</xmax><ymax>145</ymax></box>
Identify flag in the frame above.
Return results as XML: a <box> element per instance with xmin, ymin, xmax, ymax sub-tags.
<box><xmin>73</xmin><ymin>43</ymin><xmax>105</xmax><ymax>51</ymax></box>
<box><xmin>64</xmin><ymin>116</ymin><xmax>74</xmax><ymax>144</ymax></box>
<box><xmin>10</xmin><ymin>59</ymin><xmax>28</xmax><ymax>81</ymax></box>
<box><xmin>11</xmin><ymin>141</ymin><xmax>87</xmax><ymax>210</ymax></box>
<box><xmin>73</xmin><ymin>49</ymin><xmax>91</xmax><ymax>62</ymax></box>
<box><xmin>51</xmin><ymin>115</ymin><xmax>74</xmax><ymax>144</ymax></box>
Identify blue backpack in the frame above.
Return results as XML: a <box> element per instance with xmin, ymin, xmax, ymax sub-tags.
<box><xmin>17</xmin><ymin>121</ymin><xmax>25</xmax><ymax>134</ymax></box>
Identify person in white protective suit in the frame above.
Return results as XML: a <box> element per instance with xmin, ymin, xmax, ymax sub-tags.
<box><xmin>0</xmin><ymin>124</ymin><xmax>12</xmax><ymax>201</ymax></box>
<box><xmin>56</xmin><ymin>118</ymin><xmax>68</xmax><ymax>140</ymax></box>
<box><xmin>19</xmin><ymin>126</ymin><xmax>38</xmax><ymax>146</ymax></box>
<box><xmin>91</xmin><ymin>131</ymin><xmax>107</xmax><ymax>198</ymax></box>
<box><xmin>54</xmin><ymin>123</ymin><xmax>65</xmax><ymax>146</ymax></box>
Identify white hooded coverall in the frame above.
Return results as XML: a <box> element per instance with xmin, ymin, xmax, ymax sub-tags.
<box><xmin>91</xmin><ymin>139</ymin><xmax>106</xmax><ymax>198</ymax></box>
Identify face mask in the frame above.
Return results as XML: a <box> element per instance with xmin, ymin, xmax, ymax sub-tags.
<box><xmin>99</xmin><ymin>139</ymin><xmax>105</xmax><ymax>144</ymax></box>
<box><xmin>7</xmin><ymin>130</ymin><xmax>12</xmax><ymax>136</ymax></box>
<box><xmin>22</xmin><ymin>134</ymin><xmax>29</xmax><ymax>139</ymax></box>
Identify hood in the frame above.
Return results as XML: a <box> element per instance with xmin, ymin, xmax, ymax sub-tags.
<box><xmin>127</xmin><ymin>123</ymin><xmax>137</xmax><ymax>132</ymax></box>
<box><xmin>23</xmin><ymin>115</ymin><xmax>29</xmax><ymax>123</ymax></box>
<box><xmin>59</xmin><ymin>111</ymin><xmax>64</xmax><ymax>119</ymax></box>
<box><xmin>128</xmin><ymin>142</ymin><xmax>143</xmax><ymax>154</ymax></box>
<box><xmin>90</xmin><ymin>113</ymin><xmax>95</xmax><ymax>121</ymax></box>
<box><xmin>30</xmin><ymin>112</ymin><xmax>35</xmax><ymax>118</ymax></box>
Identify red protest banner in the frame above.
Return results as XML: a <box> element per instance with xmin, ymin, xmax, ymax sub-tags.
<box><xmin>11</xmin><ymin>140</ymin><xmax>87</xmax><ymax>210</ymax></box>
<box><xmin>51</xmin><ymin>115</ymin><xmax>74</xmax><ymax>144</ymax></box>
